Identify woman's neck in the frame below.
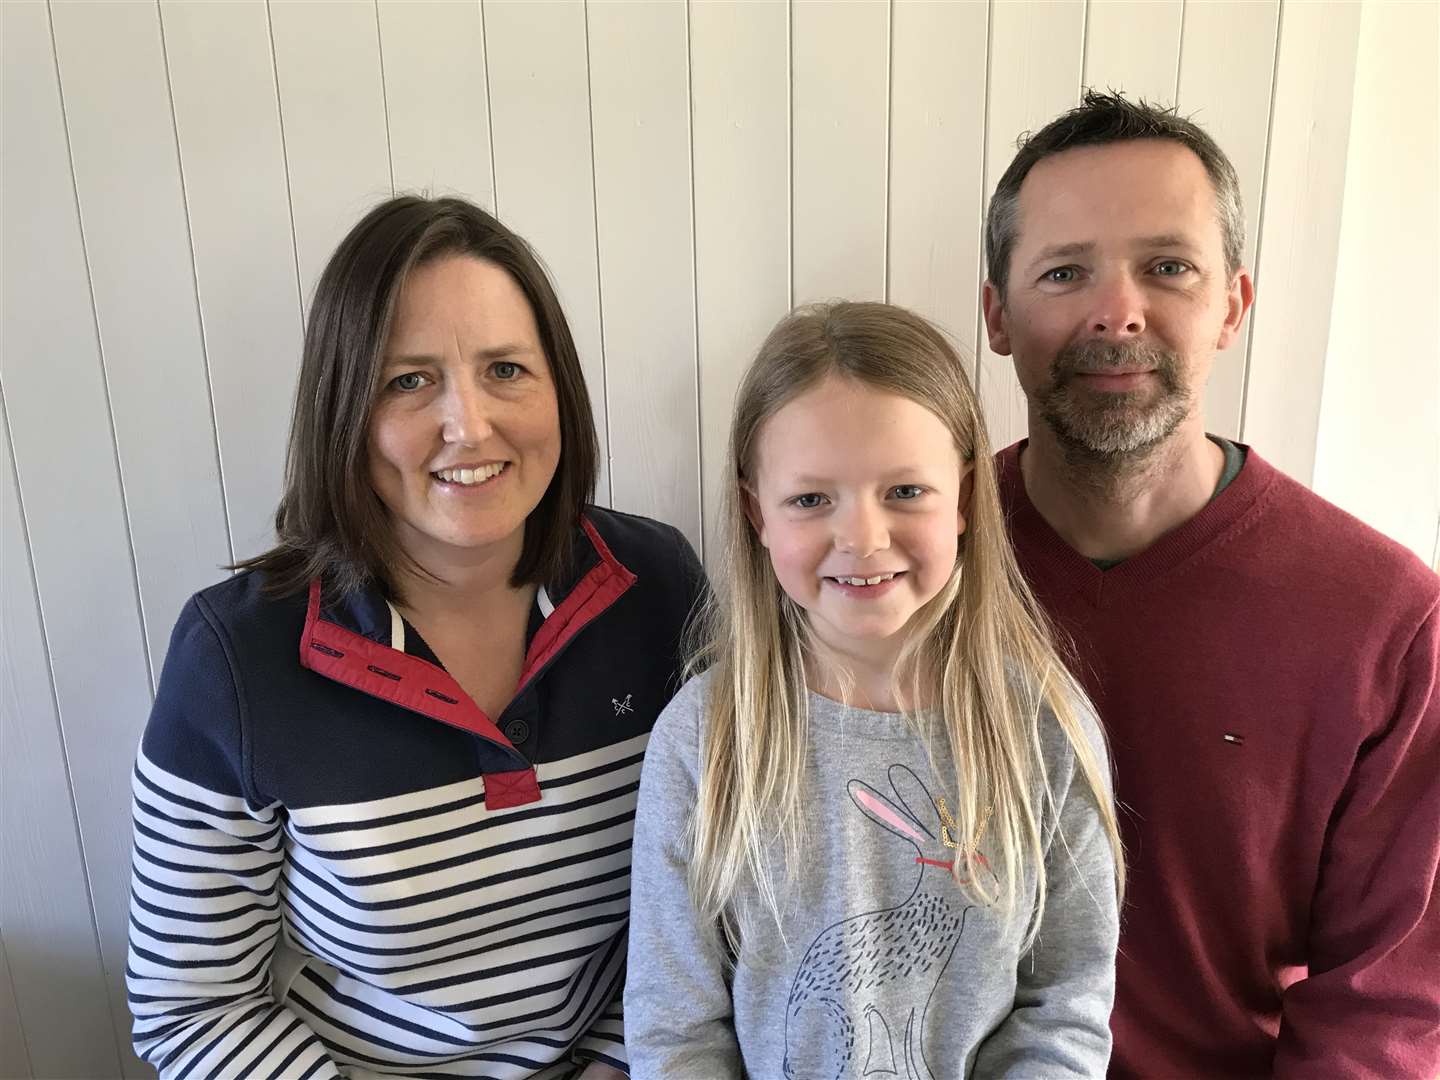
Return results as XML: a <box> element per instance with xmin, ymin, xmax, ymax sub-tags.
<box><xmin>391</xmin><ymin>530</ymin><xmax>528</xmax><ymax>621</ymax></box>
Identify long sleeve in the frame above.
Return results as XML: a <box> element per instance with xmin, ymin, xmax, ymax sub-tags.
<box><xmin>971</xmin><ymin>704</ymin><xmax>1120</xmax><ymax>1078</ymax></box>
<box><xmin>1274</xmin><ymin>603</ymin><xmax>1440</xmax><ymax>1078</ymax></box>
<box><xmin>624</xmin><ymin>677</ymin><xmax>743</xmax><ymax>1080</ymax></box>
<box><xmin>127</xmin><ymin>597</ymin><xmax>342</xmax><ymax>1080</ymax></box>
<box><xmin>572</xmin><ymin>994</ymin><xmax>626</xmax><ymax>1074</ymax></box>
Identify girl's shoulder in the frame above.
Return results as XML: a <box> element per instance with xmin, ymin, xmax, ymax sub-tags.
<box><xmin>652</xmin><ymin>669</ymin><xmax>714</xmax><ymax>756</ymax></box>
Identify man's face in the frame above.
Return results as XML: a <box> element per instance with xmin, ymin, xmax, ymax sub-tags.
<box><xmin>983</xmin><ymin>139</ymin><xmax>1252</xmax><ymax>457</ymax></box>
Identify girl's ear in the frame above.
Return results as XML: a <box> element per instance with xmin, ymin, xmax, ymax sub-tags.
<box><xmin>957</xmin><ymin>464</ymin><xmax>976</xmax><ymax>536</ymax></box>
<box><xmin>741</xmin><ymin>480</ymin><xmax>769</xmax><ymax>548</ymax></box>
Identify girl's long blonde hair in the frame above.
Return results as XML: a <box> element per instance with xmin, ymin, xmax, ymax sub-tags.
<box><xmin>689</xmin><ymin>302</ymin><xmax>1124</xmax><ymax>950</ymax></box>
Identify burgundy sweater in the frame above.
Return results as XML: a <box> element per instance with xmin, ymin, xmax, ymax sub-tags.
<box><xmin>997</xmin><ymin>442</ymin><xmax>1440</xmax><ymax>1079</ymax></box>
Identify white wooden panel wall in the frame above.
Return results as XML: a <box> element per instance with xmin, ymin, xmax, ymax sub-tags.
<box><xmin>0</xmin><ymin>1</ymin><xmax>1377</xmax><ymax>1073</ymax></box>
<box><xmin>691</xmin><ymin>1</ymin><xmax>789</xmax><ymax>560</ymax></box>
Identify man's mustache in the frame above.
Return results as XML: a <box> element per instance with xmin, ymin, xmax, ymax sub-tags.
<box><xmin>1050</xmin><ymin>340</ymin><xmax>1181</xmax><ymax>389</ymax></box>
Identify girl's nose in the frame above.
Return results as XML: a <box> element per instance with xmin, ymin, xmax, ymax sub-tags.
<box><xmin>834</xmin><ymin>501</ymin><xmax>889</xmax><ymax>558</ymax></box>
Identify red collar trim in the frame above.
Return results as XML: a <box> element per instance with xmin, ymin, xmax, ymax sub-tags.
<box><xmin>296</xmin><ymin>515</ymin><xmax>637</xmax><ymax>810</ymax></box>
<box><xmin>519</xmin><ymin>516</ymin><xmax>638</xmax><ymax>685</ymax></box>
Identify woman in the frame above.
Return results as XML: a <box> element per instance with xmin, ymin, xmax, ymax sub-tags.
<box><xmin>126</xmin><ymin>197</ymin><xmax>704</xmax><ymax>1079</ymax></box>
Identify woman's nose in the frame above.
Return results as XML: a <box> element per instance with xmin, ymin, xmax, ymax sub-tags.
<box><xmin>440</xmin><ymin>381</ymin><xmax>494</xmax><ymax>446</ymax></box>
<box><xmin>1088</xmin><ymin>272</ymin><xmax>1147</xmax><ymax>339</ymax></box>
<box><xmin>834</xmin><ymin>501</ymin><xmax>889</xmax><ymax>558</ymax></box>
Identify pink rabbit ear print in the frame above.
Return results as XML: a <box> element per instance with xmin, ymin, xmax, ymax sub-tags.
<box><xmin>849</xmin><ymin>782</ymin><xmax>928</xmax><ymax>847</ymax></box>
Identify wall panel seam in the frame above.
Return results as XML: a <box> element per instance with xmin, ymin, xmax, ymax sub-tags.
<box><xmin>684</xmin><ymin>0</ymin><xmax>703</xmax><ymax>562</ymax></box>
<box><xmin>974</xmin><ymin>0</ymin><xmax>995</xmax><ymax>383</ymax></box>
<box><xmin>264</xmin><ymin>0</ymin><xmax>307</xmax><ymax>321</ymax></box>
<box><xmin>581</xmin><ymin>0</ymin><xmax>612</xmax><ymax>499</ymax></box>
<box><xmin>787</xmin><ymin>0</ymin><xmax>794</xmax><ymax>310</ymax></box>
<box><xmin>1239</xmin><ymin>0</ymin><xmax>1286</xmax><ymax>441</ymax></box>
<box><xmin>0</xmin><ymin>387</ymin><xmax>126</xmax><ymax>1074</ymax></box>
<box><xmin>0</xmin><ymin>936</ymin><xmax>35</xmax><ymax>1078</ymax></box>
<box><xmin>1079</xmin><ymin>0</ymin><xmax>1091</xmax><ymax>91</ymax></box>
<box><xmin>44</xmin><ymin>0</ymin><xmax>157</xmax><ymax>697</ymax></box>
<box><xmin>479</xmin><ymin>0</ymin><xmax>498</xmax><ymax>212</ymax></box>
<box><xmin>156</xmin><ymin>0</ymin><xmax>236</xmax><ymax>568</ymax></box>
<box><xmin>374</xmin><ymin>0</ymin><xmax>396</xmax><ymax>196</ymax></box>
<box><xmin>883</xmin><ymin>0</ymin><xmax>894</xmax><ymax>303</ymax></box>
<box><xmin>1174</xmin><ymin>0</ymin><xmax>1188</xmax><ymax>105</ymax></box>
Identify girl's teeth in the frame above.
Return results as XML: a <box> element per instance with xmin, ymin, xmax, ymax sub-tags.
<box><xmin>836</xmin><ymin>573</ymin><xmax>897</xmax><ymax>586</ymax></box>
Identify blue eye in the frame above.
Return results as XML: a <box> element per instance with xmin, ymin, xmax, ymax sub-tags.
<box><xmin>1042</xmin><ymin>266</ymin><xmax>1080</xmax><ymax>284</ymax></box>
<box><xmin>493</xmin><ymin>361</ymin><xmax>521</xmax><ymax>380</ymax></box>
<box><xmin>1153</xmin><ymin>260</ymin><xmax>1190</xmax><ymax>276</ymax></box>
<box><xmin>790</xmin><ymin>493</ymin><xmax>827</xmax><ymax>509</ymax></box>
<box><xmin>891</xmin><ymin>485</ymin><xmax>924</xmax><ymax>500</ymax></box>
<box><xmin>391</xmin><ymin>371</ymin><xmax>427</xmax><ymax>392</ymax></box>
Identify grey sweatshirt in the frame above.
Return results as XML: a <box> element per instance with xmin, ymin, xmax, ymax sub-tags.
<box><xmin>625</xmin><ymin>672</ymin><xmax>1119</xmax><ymax>1079</ymax></box>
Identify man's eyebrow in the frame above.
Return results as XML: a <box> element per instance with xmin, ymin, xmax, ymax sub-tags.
<box><xmin>1029</xmin><ymin>241</ymin><xmax>1093</xmax><ymax>264</ymax></box>
<box><xmin>1135</xmin><ymin>233</ymin><xmax>1199</xmax><ymax>251</ymax></box>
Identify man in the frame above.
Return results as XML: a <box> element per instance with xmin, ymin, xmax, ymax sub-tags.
<box><xmin>982</xmin><ymin>90</ymin><xmax>1439</xmax><ymax>1077</ymax></box>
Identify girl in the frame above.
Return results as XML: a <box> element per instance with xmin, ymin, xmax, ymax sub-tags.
<box><xmin>625</xmin><ymin>302</ymin><xmax>1124</xmax><ymax>1078</ymax></box>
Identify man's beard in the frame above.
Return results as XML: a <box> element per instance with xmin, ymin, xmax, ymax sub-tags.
<box><xmin>1035</xmin><ymin>339</ymin><xmax>1191</xmax><ymax>459</ymax></box>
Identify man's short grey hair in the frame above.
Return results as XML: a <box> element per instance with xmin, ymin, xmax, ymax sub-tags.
<box><xmin>984</xmin><ymin>89</ymin><xmax>1246</xmax><ymax>298</ymax></box>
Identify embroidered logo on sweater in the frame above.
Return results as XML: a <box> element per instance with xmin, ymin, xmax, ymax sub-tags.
<box><xmin>611</xmin><ymin>693</ymin><xmax>633</xmax><ymax>716</ymax></box>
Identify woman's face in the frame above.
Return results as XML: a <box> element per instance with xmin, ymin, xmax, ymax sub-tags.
<box><xmin>368</xmin><ymin>255</ymin><xmax>561</xmax><ymax>574</ymax></box>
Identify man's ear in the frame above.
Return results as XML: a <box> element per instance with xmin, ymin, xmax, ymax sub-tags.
<box><xmin>957</xmin><ymin>464</ymin><xmax>976</xmax><ymax>537</ymax></box>
<box><xmin>740</xmin><ymin>480</ymin><xmax>768</xmax><ymax>548</ymax></box>
<box><xmin>1216</xmin><ymin>268</ymin><xmax>1255</xmax><ymax>351</ymax></box>
<box><xmin>981</xmin><ymin>281</ymin><xmax>1012</xmax><ymax>356</ymax></box>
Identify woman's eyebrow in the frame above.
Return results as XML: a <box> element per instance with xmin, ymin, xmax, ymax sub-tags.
<box><xmin>381</xmin><ymin>343</ymin><xmax>534</xmax><ymax>369</ymax></box>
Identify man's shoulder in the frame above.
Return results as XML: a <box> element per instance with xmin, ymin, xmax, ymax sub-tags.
<box><xmin>1247</xmin><ymin>451</ymin><xmax>1438</xmax><ymax>614</ymax></box>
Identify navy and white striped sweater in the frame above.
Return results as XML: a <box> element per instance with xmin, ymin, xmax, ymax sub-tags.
<box><xmin>127</xmin><ymin>508</ymin><xmax>704</xmax><ymax>1079</ymax></box>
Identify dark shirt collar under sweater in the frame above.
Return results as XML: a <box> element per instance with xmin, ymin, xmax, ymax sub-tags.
<box><xmin>995</xmin><ymin>439</ymin><xmax>1279</xmax><ymax>605</ymax></box>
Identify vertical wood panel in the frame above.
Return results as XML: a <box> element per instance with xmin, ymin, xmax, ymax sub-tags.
<box><xmin>792</xmin><ymin>0</ymin><xmax>889</xmax><ymax>304</ymax></box>
<box><xmin>378</xmin><ymin>0</ymin><xmax>494</xmax><ymax>205</ymax></box>
<box><xmin>586</xmin><ymin>1</ymin><xmax>700</xmax><ymax>548</ymax></box>
<box><xmin>690</xmin><ymin>0</ymin><xmax>790</xmax><ymax>563</ymax></box>
<box><xmin>0</xmin><ymin>937</ymin><xmax>30</xmax><ymax>1080</ymax></box>
<box><xmin>484</xmin><ymin>0</ymin><xmax>611</xmax><ymax>505</ymax></box>
<box><xmin>1243</xmin><ymin>0</ymin><xmax>1362</xmax><ymax>484</ymax></box>
<box><xmin>7</xmin><ymin>5</ymin><xmax>170</xmax><ymax>1072</ymax></box>
<box><xmin>888</xmin><ymin>0</ymin><xmax>989</xmax><ymax>353</ymax></box>
<box><xmin>1083</xmin><ymin>0</ymin><xmax>1183</xmax><ymax>105</ymax></box>
<box><xmin>50</xmin><ymin>0</ymin><xmax>233</xmax><ymax>673</ymax></box>
<box><xmin>1176</xmin><ymin>0</ymin><xmax>1280</xmax><ymax>439</ymax></box>
<box><xmin>269</xmin><ymin>0</ymin><xmax>393</xmax><ymax>309</ymax></box>
<box><xmin>1</xmin><ymin>400</ymin><xmax>125</xmax><ymax>1080</ymax></box>
<box><xmin>162</xmin><ymin>0</ymin><xmax>305</xmax><ymax>559</ymax></box>
<box><xmin>979</xmin><ymin>0</ymin><xmax>1086</xmax><ymax>449</ymax></box>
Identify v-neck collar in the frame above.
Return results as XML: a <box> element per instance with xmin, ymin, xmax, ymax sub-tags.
<box><xmin>996</xmin><ymin>439</ymin><xmax>1279</xmax><ymax>607</ymax></box>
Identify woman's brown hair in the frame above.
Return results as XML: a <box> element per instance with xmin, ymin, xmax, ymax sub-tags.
<box><xmin>237</xmin><ymin>196</ymin><xmax>598</xmax><ymax>598</ymax></box>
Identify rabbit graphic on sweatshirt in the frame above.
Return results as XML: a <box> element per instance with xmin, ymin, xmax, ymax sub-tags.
<box><xmin>625</xmin><ymin>674</ymin><xmax>1120</xmax><ymax>1080</ymax></box>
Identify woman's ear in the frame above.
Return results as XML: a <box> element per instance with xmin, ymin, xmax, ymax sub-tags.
<box><xmin>957</xmin><ymin>464</ymin><xmax>976</xmax><ymax>536</ymax></box>
<box><xmin>741</xmin><ymin>479</ymin><xmax>768</xmax><ymax>548</ymax></box>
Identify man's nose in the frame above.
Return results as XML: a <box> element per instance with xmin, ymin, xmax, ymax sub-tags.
<box><xmin>1088</xmin><ymin>272</ymin><xmax>1147</xmax><ymax>339</ymax></box>
<box><xmin>834</xmin><ymin>500</ymin><xmax>889</xmax><ymax>558</ymax></box>
<box><xmin>440</xmin><ymin>379</ymin><xmax>494</xmax><ymax>446</ymax></box>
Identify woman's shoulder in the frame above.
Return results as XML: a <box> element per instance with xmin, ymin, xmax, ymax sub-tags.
<box><xmin>582</xmin><ymin>506</ymin><xmax>700</xmax><ymax>574</ymax></box>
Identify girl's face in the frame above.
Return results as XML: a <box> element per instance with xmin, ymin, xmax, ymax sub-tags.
<box><xmin>744</xmin><ymin>375</ymin><xmax>972</xmax><ymax>671</ymax></box>
<box><xmin>368</xmin><ymin>255</ymin><xmax>561</xmax><ymax>575</ymax></box>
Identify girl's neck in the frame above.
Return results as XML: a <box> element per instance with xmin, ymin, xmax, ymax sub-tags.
<box><xmin>806</xmin><ymin>641</ymin><xmax>915</xmax><ymax>714</ymax></box>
